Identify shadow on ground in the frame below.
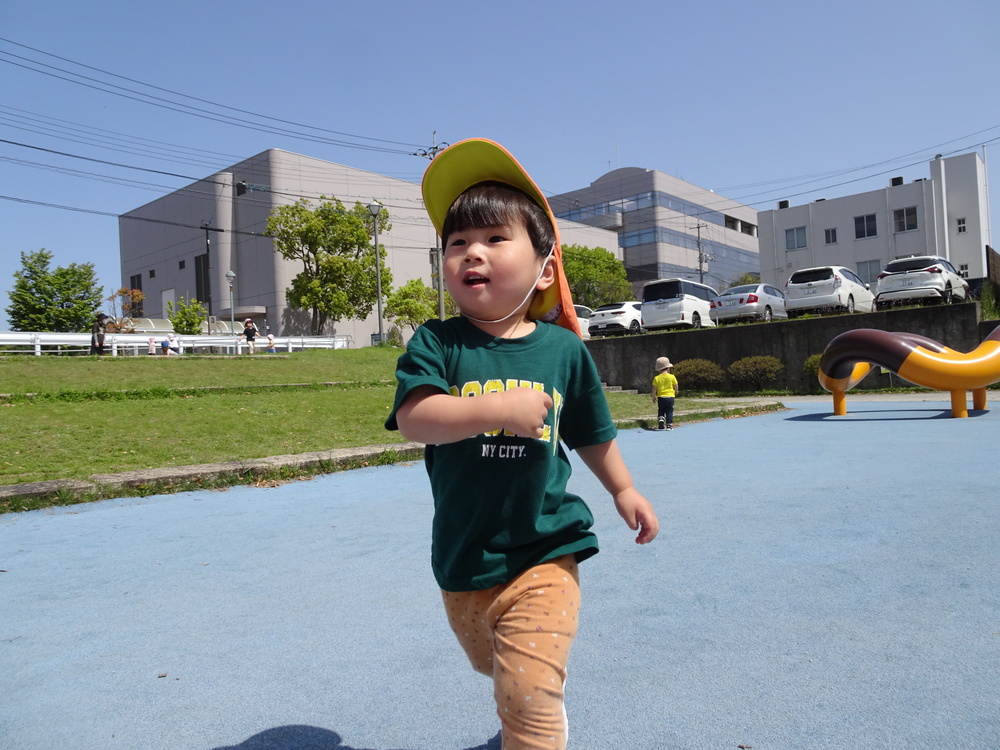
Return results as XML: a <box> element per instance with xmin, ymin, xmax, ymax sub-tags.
<box><xmin>210</xmin><ymin>725</ymin><xmax>501</xmax><ymax>750</ymax></box>
<box><xmin>784</xmin><ymin>407</ymin><xmax>986</xmax><ymax>422</ymax></box>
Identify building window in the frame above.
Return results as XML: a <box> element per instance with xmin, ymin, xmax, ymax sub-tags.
<box><xmin>857</xmin><ymin>259</ymin><xmax>880</xmax><ymax>284</ymax></box>
<box><xmin>129</xmin><ymin>273</ymin><xmax>144</xmax><ymax>317</ymax></box>
<box><xmin>855</xmin><ymin>214</ymin><xmax>877</xmax><ymax>239</ymax></box>
<box><xmin>785</xmin><ymin>226</ymin><xmax>807</xmax><ymax>250</ymax></box>
<box><xmin>179</xmin><ymin>259</ymin><xmax>186</xmax><ymax>270</ymax></box>
<box><xmin>957</xmin><ymin>217</ymin><xmax>967</xmax><ymax>234</ymax></box>
<box><xmin>149</xmin><ymin>269</ymin><xmax>156</xmax><ymax>279</ymax></box>
<box><xmin>824</xmin><ymin>228</ymin><xmax>838</xmax><ymax>245</ymax></box>
<box><xmin>725</xmin><ymin>215</ymin><xmax>739</xmax><ymax>230</ymax></box>
<box><xmin>959</xmin><ymin>263</ymin><xmax>969</xmax><ymax>278</ymax></box>
<box><xmin>893</xmin><ymin>206</ymin><xmax>917</xmax><ymax>233</ymax></box>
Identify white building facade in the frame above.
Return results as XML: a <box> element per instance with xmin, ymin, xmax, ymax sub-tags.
<box><xmin>757</xmin><ymin>152</ymin><xmax>992</xmax><ymax>289</ymax></box>
<box><xmin>118</xmin><ymin>149</ymin><xmax>619</xmax><ymax>344</ymax></box>
<box><xmin>547</xmin><ymin>167</ymin><xmax>760</xmax><ymax>295</ymax></box>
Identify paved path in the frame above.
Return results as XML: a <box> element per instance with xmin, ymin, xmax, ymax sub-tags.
<box><xmin>2</xmin><ymin>397</ymin><xmax>998</xmax><ymax>749</ymax></box>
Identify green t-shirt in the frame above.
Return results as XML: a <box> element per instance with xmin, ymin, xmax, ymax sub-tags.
<box><xmin>385</xmin><ymin>317</ymin><xmax>617</xmax><ymax>591</ymax></box>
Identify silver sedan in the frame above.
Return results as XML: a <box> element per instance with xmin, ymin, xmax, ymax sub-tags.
<box><xmin>709</xmin><ymin>284</ymin><xmax>788</xmax><ymax>324</ymax></box>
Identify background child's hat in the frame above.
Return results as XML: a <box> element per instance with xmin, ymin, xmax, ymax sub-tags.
<box><xmin>655</xmin><ymin>357</ymin><xmax>673</xmax><ymax>370</ymax></box>
<box><xmin>421</xmin><ymin>138</ymin><xmax>581</xmax><ymax>337</ymax></box>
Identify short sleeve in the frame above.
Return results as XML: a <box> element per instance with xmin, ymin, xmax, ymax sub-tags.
<box><xmin>384</xmin><ymin>321</ymin><xmax>453</xmax><ymax>431</ymax></box>
<box><xmin>555</xmin><ymin>338</ymin><xmax>616</xmax><ymax>450</ymax></box>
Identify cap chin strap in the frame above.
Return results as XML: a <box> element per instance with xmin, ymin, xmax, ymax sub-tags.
<box><xmin>462</xmin><ymin>245</ymin><xmax>555</xmax><ymax>325</ymax></box>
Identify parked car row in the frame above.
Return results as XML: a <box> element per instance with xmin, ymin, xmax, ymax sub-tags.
<box><xmin>573</xmin><ymin>256</ymin><xmax>969</xmax><ymax>336</ymax></box>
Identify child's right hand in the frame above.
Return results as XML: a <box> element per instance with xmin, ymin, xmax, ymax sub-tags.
<box><xmin>500</xmin><ymin>388</ymin><xmax>553</xmax><ymax>439</ymax></box>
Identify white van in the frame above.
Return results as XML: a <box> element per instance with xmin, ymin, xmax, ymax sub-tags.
<box><xmin>641</xmin><ymin>278</ymin><xmax>719</xmax><ymax>330</ymax></box>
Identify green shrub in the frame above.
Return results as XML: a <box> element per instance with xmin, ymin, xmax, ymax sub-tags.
<box><xmin>672</xmin><ymin>358</ymin><xmax>726</xmax><ymax>391</ymax></box>
<box><xmin>728</xmin><ymin>355</ymin><xmax>784</xmax><ymax>391</ymax></box>
<box><xmin>979</xmin><ymin>280</ymin><xmax>1000</xmax><ymax>320</ymax></box>
<box><xmin>802</xmin><ymin>353</ymin><xmax>823</xmax><ymax>378</ymax></box>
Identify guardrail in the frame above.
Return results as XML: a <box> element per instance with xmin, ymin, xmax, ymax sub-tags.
<box><xmin>0</xmin><ymin>332</ymin><xmax>354</xmax><ymax>356</ymax></box>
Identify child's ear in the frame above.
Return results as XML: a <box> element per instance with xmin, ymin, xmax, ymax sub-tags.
<box><xmin>535</xmin><ymin>254</ymin><xmax>556</xmax><ymax>291</ymax></box>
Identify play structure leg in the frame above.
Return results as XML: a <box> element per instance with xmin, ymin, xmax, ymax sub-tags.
<box><xmin>832</xmin><ymin>389</ymin><xmax>847</xmax><ymax>416</ymax></box>
<box><xmin>973</xmin><ymin>387</ymin><xmax>988</xmax><ymax>411</ymax></box>
<box><xmin>950</xmin><ymin>390</ymin><xmax>968</xmax><ymax>418</ymax></box>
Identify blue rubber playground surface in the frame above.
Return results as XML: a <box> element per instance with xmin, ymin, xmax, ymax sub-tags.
<box><xmin>2</xmin><ymin>399</ymin><xmax>999</xmax><ymax>750</ymax></box>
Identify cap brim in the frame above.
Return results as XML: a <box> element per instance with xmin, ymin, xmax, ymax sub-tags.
<box><xmin>422</xmin><ymin>138</ymin><xmax>580</xmax><ymax>337</ymax></box>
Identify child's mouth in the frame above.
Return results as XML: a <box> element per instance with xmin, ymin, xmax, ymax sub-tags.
<box><xmin>465</xmin><ymin>275</ymin><xmax>489</xmax><ymax>286</ymax></box>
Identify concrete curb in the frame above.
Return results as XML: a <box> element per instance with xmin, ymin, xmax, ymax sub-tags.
<box><xmin>0</xmin><ymin>442</ymin><xmax>424</xmax><ymax>502</ymax></box>
<box><xmin>0</xmin><ymin>399</ymin><xmax>789</xmax><ymax>506</ymax></box>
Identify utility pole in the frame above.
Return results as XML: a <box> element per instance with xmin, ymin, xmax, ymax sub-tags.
<box><xmin>201</xmin><ymin>222</ymin><xmax>224</xmax><ymax>315</ymax></box>
<box><xmin>429</xmin><ymin>244</ymin><xmax>445</xmax><ymax>319</ymax></box>
<box><xmin>416</xmin><ymin>132</ymin><xmax>449</xmax><ymax>319</ymax></box>
<box><xmin>413</xmin><ymin>131</ymin><xmax>450</xmax><ymax>160</ymax></box>
<box><xmin>690</xmin><ymin>222</ymin><xmax>712</xmax><ymax>284</ymax></box>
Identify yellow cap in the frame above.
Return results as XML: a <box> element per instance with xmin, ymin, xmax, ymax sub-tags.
<box><xmin>421</xmin><ymin>138</ymin><xmax>580</xmax><ymax>337</ymax></box>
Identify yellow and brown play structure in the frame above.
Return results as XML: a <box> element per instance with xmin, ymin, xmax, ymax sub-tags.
<box><xmin>817</xmin><ymin>326</ymin><xmax>1000</xmax><ymax>417</ymax></box>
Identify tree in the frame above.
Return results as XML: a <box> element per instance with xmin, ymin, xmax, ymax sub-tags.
<box><xmin>385</xmin><ymin>278</ymin><xmax>453</xmax><ymax>331</ymax></box>
<box><xmin>166</xmin><ymin>297</ymin><xmax>208</xmax><ymax>334</ymax></box>
<box><xmin>105</xmin><ymin>288</ymin><xmax>145</xmax><ymax>333</ymax></box>
<box><xmin>6</xmin><ymin>249</ymin><xmax>104</xmax><ymax>332</ymax></box>
<box><xmin>729</xmin><ymin>271</ymin><xmax>761</xmax><ymax>287</ymax></box>
<box><xmin>561</xmin><ymin>244</ymin><xmax>633</xmax><ymax>308</ymax></box>
<box><xmin>266</xmin><ymin>197</ymin><xmax>393</xmax><ymax>335</ymax></box>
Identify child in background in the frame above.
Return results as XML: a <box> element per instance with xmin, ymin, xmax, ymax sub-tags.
<box><xmin>237</xmin><ymin>318</ymin><xmax>261</xmax><ymax>354</ymax></box>
<box><xmin>265</xmin><ymin>334</ymin><xmax>277</xmax><ymax>353</ymax></box>
<box><xmin>385</xmin><ymin>138</ymin><xmax>658</xmax><ymax>750</ymax></box>
<box><xmin>651</xmin><ymin>356</ymin><xmax>678</xmax><ymax>430</ymax></box>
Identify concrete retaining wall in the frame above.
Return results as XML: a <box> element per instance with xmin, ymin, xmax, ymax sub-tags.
<box><xmin>585</xmin><ymin>302</ymin><xmax>1000</xmax><ymax>393</ymax></box>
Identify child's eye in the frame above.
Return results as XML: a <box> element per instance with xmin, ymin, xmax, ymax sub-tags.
<box><xmin>447</xmin><ymin>238</ymin><xmax>467</xmax><ymax>249</ymax></box>
<box><xmin>488</xmin><ymin>235</ymin><xmax>505</xmax><ymax>243</ymax></box>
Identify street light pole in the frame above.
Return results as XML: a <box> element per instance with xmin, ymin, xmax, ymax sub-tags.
<box><xmin>225</xmin><ymin>270</ymin><xmax>236</xmax><ymax>341</ymax></box>
<box><xmin>367</xmin><ymin>203</ymin><xmax>385</xmax><ymax>344</ymax></box>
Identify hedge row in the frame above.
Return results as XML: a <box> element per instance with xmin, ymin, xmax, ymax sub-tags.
<box><xmin>671</xmin><ymin>354</ymin><xmax>823</xmax><ymax>392</ymax></box>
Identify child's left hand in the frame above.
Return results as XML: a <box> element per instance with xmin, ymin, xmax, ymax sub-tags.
<box><xmin>614</xmin><ymin>487</ymin><xmax>659</xmax><ymax>544</ymax></box>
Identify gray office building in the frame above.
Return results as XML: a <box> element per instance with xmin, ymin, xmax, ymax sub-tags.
<box><xmin>547</xmin><ymin>167</ymin><xmax>760</xmax><ymax>294</ymax></box>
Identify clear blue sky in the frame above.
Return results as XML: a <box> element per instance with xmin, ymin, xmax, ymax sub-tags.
<box><xmin>2</xmin><ymin>0</ymin><xmax>999</xmax><ymax>323</ymax></box>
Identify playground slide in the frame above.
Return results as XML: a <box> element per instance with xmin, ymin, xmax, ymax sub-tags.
<box><xmin>817</xmin><ymin>326</ymin><xmax>1000</xmax><ymax>417</ymax></box>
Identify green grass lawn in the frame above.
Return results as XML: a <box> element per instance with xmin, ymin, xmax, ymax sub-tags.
<box><xmin>0</xmin><ymin>347</ymin><xmax>398</xmax><ymax>393</ymax></box>
<box><xmin>0</xmin><ymin>348</ymin><xmax>776</xmax><ymax>509</ymax></box>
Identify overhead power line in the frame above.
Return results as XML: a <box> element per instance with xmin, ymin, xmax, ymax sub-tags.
<box><xmin>0</xmin><ymin>37</ymin><xmax>421</xmax><ymax>155</ymax></box>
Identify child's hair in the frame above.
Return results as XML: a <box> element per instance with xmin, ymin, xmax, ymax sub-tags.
<box><xmin>441</xmin><ymin>181</ymin><xmax>555</xmax><ymax>259</ymax></box>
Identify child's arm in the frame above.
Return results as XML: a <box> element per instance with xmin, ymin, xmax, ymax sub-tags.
<box><xmin>651</xmin><ymin>383</ymin><xmax>657</xmax><ymax>404</ymax></box>
<box><xmin>576</xmin><ymin>439</ymin><xmax>659</xmax><ymax>544</ymax></box>
<box><xmin>395</xmin><ymin>384</ymin><xmax>553</xmax><ymax>445</ymax></box>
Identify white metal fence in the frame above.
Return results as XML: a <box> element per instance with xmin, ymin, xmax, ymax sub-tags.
<box><xmin>0</xmin><ymin>331</ymin><xmax>354</xmax><ymax>356</ymax></box>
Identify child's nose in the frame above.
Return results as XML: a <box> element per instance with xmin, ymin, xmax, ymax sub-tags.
<box><xmin>462</xmin><ymin>241</ymin><xmax>486</xmax><ymax>262</ymax></box>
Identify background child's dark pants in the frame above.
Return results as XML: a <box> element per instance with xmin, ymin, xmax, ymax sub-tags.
<box><xmin>657</xmin><ymin>396</ymin><xmax>675</xmax><ymax>428</ymax></box>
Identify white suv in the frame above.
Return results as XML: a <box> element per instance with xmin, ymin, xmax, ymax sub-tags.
<box><xmin>874</xmin><ymin>256</ymin><xmax>970</xmax><ymax>309</ymax></box>
<box><xmin>784</xmin><ymin>265</ymin><xmax>875</xmax><ymax>318</ymax></box>
<box><xmin>588</xmin><ymin>302</ymin><xmax>643</xmax><ymax>336</ymax></box>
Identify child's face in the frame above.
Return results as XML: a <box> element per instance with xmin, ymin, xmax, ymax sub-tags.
<box><xmin>443</xmin><ymin>221</ymin><xmax>553</xmax><ymax>325</ymax></box>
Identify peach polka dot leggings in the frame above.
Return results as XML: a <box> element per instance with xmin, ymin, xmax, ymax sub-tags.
<box><xmin>442</xmin><ymin>555</ymin><xmax>581</xmax><ymax>750</ymax></box>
